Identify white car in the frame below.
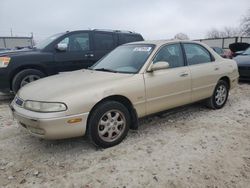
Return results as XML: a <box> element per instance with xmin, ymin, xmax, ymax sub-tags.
<box><xmin>11</xmin><ymin>40</ymin><xmax>239</xmax><ymax>148</ymax></box>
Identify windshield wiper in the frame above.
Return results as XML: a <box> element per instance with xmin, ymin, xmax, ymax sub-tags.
<box><xmin>92</xmin><ymin>68</ymin><xmax>117</xmax><ymax>73</ymax></box>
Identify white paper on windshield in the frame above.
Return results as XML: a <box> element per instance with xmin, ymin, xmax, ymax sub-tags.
<box><xmin>133</xmin><ymin>47</ymin><xmax>152</xmax><ymax>52</ymax></box>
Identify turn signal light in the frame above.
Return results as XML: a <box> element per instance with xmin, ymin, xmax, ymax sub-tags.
<box><xmin>67</xmin><ymin>118</ymin><xmax>82</xmax><ymax>124</ymax></box>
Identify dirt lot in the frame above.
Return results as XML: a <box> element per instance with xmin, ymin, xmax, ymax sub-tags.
<box><xmin>0</xmin><ymin>83</ymin><xmax>250</xmax><ymax>188</ymax></box>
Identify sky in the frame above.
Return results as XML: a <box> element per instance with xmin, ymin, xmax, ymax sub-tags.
<box><xmin>0</xmin><ymin>0</ymin><xmax>249</xmax><ymax>42</ymax></box>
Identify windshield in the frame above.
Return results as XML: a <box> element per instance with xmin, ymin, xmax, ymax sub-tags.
<box><xmin>35</xmin><ymin>33</ymin><xmax>64</xmax><ymax>49</ymax></box>
<box><xmin>243</xmin><ymin>47</ymin><xmax>250</xmax><ymax>55</ymax></box>
<box><xmin>91</xmin><ymin>44</ymin><xmax>154</xmax><ymax>73</ymax></box>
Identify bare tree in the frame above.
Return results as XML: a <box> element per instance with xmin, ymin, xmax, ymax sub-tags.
<box><xmin>222</xmin><ymin>27</ymin><xmax>239</xmax><ymax>37</ymax></box>
<box><xmin>174</xmin><ymin>33</ymin><xmax>189</xmax><ymax>40</ymax></box>
<box><xmin>206</xmin><ymin>27</ymin><xmax>239</xmax><ymax>39</ymax></box>
<box><xmin>240</xmin><ymin>9</ymin><xmax>250</xmax><ymax>36</ymax></box>
<box><xmin>206</xmin><ymin>9</ymin><xmax>249</xmax><ymax>39</ymax></box>
<box><xmin>206</xmin><ymin>28</ymin><xmax>221</xmax><ymax>38</ymax></box>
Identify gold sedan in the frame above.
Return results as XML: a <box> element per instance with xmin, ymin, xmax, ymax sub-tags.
<box><xmin>10</xmin><ymin>40</ymin><xmax>239</xmax><ymax>148</ymax></box>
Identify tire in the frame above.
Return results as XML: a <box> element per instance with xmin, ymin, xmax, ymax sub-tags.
<box><xmin>206</xmin><ymin>80</ymin><xmax>229</xmax><ymax>109</ymax></box>
<box><xmin>88</xmin><ymin>101</ymin><xmax>131</xmax><ymax>148</ymax></box>
<box><xmin>12</xmin><ymin>69</ymin><xmax>45</xmax><ymax>94</ymax></box>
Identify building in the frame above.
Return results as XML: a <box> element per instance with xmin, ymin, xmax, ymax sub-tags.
<box><xmin>195</xmin><ymin>37</ymin><xmax>250</xmax><ymax>49</ymax></box>
<box><xmin>0</xmin><ymin>36</ymin><xmax>34</xmax><ymax>49</ymax></box>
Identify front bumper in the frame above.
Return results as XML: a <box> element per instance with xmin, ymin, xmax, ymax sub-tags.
<box><xmin>0</xmin><ymin>68</ymin><xmax>10</xmax><ymax>93</ymax></box>
<box><xmin>10</xmin><ymin>102</ymin><xmax>89</xmax><ymax>140</ymax></box>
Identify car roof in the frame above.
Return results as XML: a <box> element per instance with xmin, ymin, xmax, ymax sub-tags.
<box><xmin>126</xmin><ymin>39</ymin><xmax>204</xmax><ymax>47</ymax></box>
<box><xmin>65</xmin><ymin>29</ymin><xmax>141</xmax><ymax>35</ymax></box>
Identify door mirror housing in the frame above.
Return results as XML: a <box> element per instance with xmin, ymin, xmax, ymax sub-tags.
<box><xmin>56</xmin><ymin>43</ymin><xmax>68</xmax><ymax>52</ymax></box>
<box><xmin>148</xmin><ymin>61</ymin><xmax>170</xmax><ymax>72</ymax></box>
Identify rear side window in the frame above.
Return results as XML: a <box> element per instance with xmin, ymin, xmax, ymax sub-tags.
<box><xmin>119</xmin><ymin>34</ymin><xmax>143</xmax><ymax>45</ymax></box>
<box><xmin>153</xmin><ymin>43</ymin><xmax>184</xmax><ymax>68</ymax></box>
<box><xmin>94</xmin><ymin>33</ymin><xmax>115</xmax><ymax>50</ymax></box>
<box><xmin>183</xmin><ymin>43</ymin><xmax>212</xmax><ymax>65</ymax></box>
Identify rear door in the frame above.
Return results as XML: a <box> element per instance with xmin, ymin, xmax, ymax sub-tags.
<box><xmin>54</xmin><ymin>32</ymin><xmax>95</xmax><ymax>72</ymax></box>
<box><xmin>182</xmin><ymin>43</ymin><xmax>219</xmax><ymax>102</ymax></box>
<box><xmin>93</xmin><ymin>31</ymin><xmax>116</xmax><ymax>61</ymax></box>
<box><xmin>144</xmin><ymin>43</ymin><xmax>192</xmax><ymax>115</ymax></box>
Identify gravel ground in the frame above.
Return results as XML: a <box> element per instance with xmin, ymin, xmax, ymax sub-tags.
<box><xmin>0</xmin><ymin>82</ymin><xmax>250</xmax><ymax>188</ymax></box>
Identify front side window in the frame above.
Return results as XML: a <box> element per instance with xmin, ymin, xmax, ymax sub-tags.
<box><xmin>94</xmin><ymin>33</ymin><xmax>115</xmax><ymax>50</ymax></box>
<box><xmin>153</xmin><ymin>43</ymin><xmax>184</xmax><ymax>68</ymax></box>
<box><xmin>57</xmin><ymin>33</ymin><xmax>90</xmax><ymax>51</ymax></box>
<box><xmin>183</xmin><ymin>43</ymin><xmax>212</xmax><ymax>65</ymax></box>
<box><xmin>92</xmin><ymin>44</ymin><xmax>154</xmax><ymax>73</ymax></box>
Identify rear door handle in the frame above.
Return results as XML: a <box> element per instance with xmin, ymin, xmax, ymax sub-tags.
<box><xmin>179</xmin><ymin>72</ymin><xmax>189</xmax><ymax>77</ymax></box>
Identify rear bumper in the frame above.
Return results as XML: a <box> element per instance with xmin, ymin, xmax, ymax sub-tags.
<box><xmin>10</xmin><ymin>102</ymin><xmax>89</xmax><ymax>140</ymax></box>
<box><xmin>0</xmin><ymin>68</ymin><xmax>10</xmax><ymax>92</ymax></box>
<box><xmin>238</xmin><ymin>66</ymin><xmax>250</xmax><ymax>79</ymax></box>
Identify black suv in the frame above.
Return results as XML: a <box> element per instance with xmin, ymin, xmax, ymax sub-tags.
<box><xmin>0</xmin><ymin>30</ymin><xmax>143</xmax><ymax>93</ymax></box>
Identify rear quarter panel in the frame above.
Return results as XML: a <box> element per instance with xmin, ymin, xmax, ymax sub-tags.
<box><xmin>217</xmin><ymin>58</ymin><xmax>239</xmax><ymax>89</ymax></box>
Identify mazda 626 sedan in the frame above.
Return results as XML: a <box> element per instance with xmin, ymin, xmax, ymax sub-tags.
<box><xmin>10</xmin><ymin>40</ymin><xmax>239</xmax><ymax>148</ymax></box>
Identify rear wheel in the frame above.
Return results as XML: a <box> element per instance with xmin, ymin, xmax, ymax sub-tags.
<box><xmin>88</xmin><ymin>101</ymin><xmax>131</xmax><ymax>148</ymax></box>
<box><xmin>12</xmin><ymin>69</ymin><xmax>45</xmax><ymax>94</ymax></box>
<box><xmin>206</xmin><ymin>80</ymin><xmax>229</xmax><ymax>109</ymax></box>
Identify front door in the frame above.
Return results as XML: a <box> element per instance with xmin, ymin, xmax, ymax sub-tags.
<box><xmin>54</xmin><ymin>32</ymin><xmax>95</xmax><ymax>73</ymax></box>
<box><xmin>144</xmin><ymin>43</ymin><xmax>192</xmax><ymax>115</ymax></box>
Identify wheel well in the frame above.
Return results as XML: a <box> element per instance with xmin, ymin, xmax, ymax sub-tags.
<box><xmin>87</xmin><ymin>95</ymin><xmax>139</xmax><ymax>131</ymax></box>
<box><xmin>9</xmin><ymin>65</ymin><xmax>47</xmax><ymax>90</ymax></box>
<box><xmin>219</xmin><ymin>76</ymin><xmax>230</xmax><ymax>89</ymax></box>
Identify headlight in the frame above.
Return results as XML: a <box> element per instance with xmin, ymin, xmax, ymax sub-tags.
<box><xmin>0</xmin><ymin>56</ymin><xmax>11</xmax><ymax>68</ymax></box>
<box><xmin>24</xmin><ymin>100</ymin><xmax>67</xmax><ymax>112</ymax></box>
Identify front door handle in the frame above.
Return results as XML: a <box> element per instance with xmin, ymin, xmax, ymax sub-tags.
<box><xmin>214</xmin><ymin>67</ymin><xmax>220</xmax><ymax>71</ymax></box>
<box><xmin>85</xmin><ymin>54</ymin><xmax>94</xmax><ymax>58</ymax></box>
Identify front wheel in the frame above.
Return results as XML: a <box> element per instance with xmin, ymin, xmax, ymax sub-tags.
<box><xmin>12</xmin><ymin>69</ymin><xmax>45</xmax><ymax>94</ymax></box>
<box><xmin>88</xmin><ymin>101</ymin><xmax>131</xmax><ymax>148</ymax></box>
<box><xmin>206</xmin><ymin>80</ymin><xmax>229</xmax><ymax>109</ymax></box>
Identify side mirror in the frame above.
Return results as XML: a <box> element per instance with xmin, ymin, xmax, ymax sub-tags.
<box><xmin>148</xmin><ymin>61</ymin><xmax>170</xmax><ymax>72</ymax></box>
<box><xmin>56</xmin><ymin>43</ymin><xmax>68</xmax><ymax>51</ymax></box>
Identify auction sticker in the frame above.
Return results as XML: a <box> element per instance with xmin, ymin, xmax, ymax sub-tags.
<box><xmin>133</xmin><ymin>47</ymin><xmax>152</xmax><ymax>52</ymax></box>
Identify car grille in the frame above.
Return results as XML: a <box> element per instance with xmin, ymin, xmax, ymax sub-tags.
<box><xmin>15</xmin><ymin>97</ymin><xmax>24</xmax><ymax>107</ymax></box>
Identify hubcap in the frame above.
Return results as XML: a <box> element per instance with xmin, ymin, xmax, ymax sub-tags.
<box><xmin>98</xmin><ymin>110</ymin><xmax>126</xmax><ymax>142</ymax></box>
<box><xmin>20</xmin><ymin>75</ymin><xmax>41</xmax><ymax>87</ymax></box>
<box><xmin>215</xmin><ymin>85</ymin><xmax>227</xmax><ymax>106</ymax></box>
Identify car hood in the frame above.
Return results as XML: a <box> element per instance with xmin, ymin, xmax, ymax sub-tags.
<box><xmin>18</xmin><ymin>69</ymin><xmax>134</xmax><ymax>102</ymax></box>
<box><xmin>234</xmin><ymin>55</ymin><xmax>250</xmax><ymax>66</ymax></box>
<box><xmin>0</xmin><ymin>48</ymin><xmax>41</xmax><ymax>57</ymax></box>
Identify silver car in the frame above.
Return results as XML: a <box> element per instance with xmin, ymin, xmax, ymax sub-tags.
<box><xmin>11</xmin><ymin>40</ymin><xmax>239</xmax><ymax>148</ymax></box>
